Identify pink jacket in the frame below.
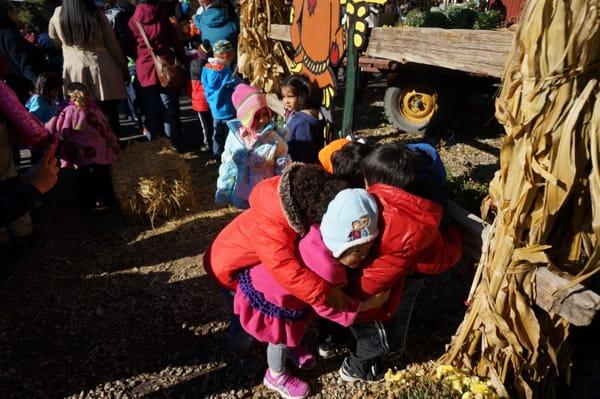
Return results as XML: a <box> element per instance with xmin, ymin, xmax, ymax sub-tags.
<box><xmin>0</xmin><ymin>79</ymin><xmax>47</xmax><ymax>146</ymax></box>
<box><xmin>46</xmin><ymin>100</ymin><xmax>119</xmax><ymax>168</ymax></box>
<box><xmin>233</xmin><ymin>225</ymin><xmax>360</xmax><ymax>346</ymax></box>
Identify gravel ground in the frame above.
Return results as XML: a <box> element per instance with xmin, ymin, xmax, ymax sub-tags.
<box><xmin>0</xmin><ymin>82</ymin><xmax>508</xmax><ymax>398</ymax></box>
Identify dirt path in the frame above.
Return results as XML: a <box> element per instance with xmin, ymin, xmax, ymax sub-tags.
<box><xmin>0</xmin><ymin>84</ymin><xmax>513</xmax><ymax>398</ymax></box>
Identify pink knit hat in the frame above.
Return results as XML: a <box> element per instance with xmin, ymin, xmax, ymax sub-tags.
<box><xmin>232</xmin><ymin>84</ymin><xmax>271</xmax><ymax>129</ymax></box>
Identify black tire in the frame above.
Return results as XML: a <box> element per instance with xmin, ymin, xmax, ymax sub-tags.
<box><xmin>384</xmin><ymin>79</ymin><xmax>451</xmax><ymax>135</ymax></box>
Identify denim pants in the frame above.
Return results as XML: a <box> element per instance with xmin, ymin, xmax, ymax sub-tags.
<box><xmin>212</xmin><ymin>119</ymin><xmax>229</xmax><ymax>160</ymax></box>
<box><xmin>139</xmin><ymin>85</ymin><xmax>182</xmax><ymax>151</ymax></box>
<box><xmin>345</xmin><ymin>276</ymin><xmax>425</xmax><ymax>379</ymax></box>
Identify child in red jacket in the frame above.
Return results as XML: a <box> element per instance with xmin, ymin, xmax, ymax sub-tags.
<box><xmin>188</xmin><ymin>44</ymin><xmax>213</xmax><ymax>152</ymax></box>
<box><xmin>204</xmin><ymin>164</ymin><xmax>353</xmax><ymax>358</ymax></box>
<box><xmin>338</xmin><ymin>143</ymin><xmax>463</xmax><ymax>383</ymax></box>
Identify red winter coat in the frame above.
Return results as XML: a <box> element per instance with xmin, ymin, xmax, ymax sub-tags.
<box><xmin>347</xmin><ymin>183</ymin><xmax>463</xmax><ymax>322</ymax></box>
<box><xmin>204</xmin><ymin>165</ymin><xmax>331</xmax><ymax>307</ymax></box>
<box><xmin>189</xmin><ymin>79</ymin><xmax>209</xmax><ymax>112</ymax></box>
<box><xmin>128</xmin><ymin>3</ymin><xmax>185</xmax><ymax>88</ymax></box>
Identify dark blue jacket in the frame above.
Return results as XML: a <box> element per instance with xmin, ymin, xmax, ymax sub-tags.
<box><xmin>285</xmin><ymin>111</ymin><xmax>323</xmax><ymax>163</ymax></box>
<box><xmin>0</xmin><ymin>23</ymin><xmax>44</xmax><ymax>102</ymax></box>
<box><xmin>405</xmin><ymin>142</ymin><xmax>446</xmax><ymax>204</ymax></box>
<box><xmin>193</xmin><ymin>7</ymin><xmax>238</xmax><ymax>50</ymax></box>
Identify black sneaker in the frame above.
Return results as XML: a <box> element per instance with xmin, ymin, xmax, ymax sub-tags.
<box><xmin>338</xmin><ymin>358</ymin><xmax>384</xmax><ymax>384</ymax></box>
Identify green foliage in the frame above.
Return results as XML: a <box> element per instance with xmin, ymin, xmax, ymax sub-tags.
<box><xmin>402</xmin><ymin>3</ymin><xmax>504</xmax><ymax>30</ymax></box>
<box><xmin>447</xmin><ymin>5</ymin><xmax>478</xmax><ymax>29</ymax></box>
<box><xmin>404</xmin><ymin>9</ymin><xmax>426</xmax><ymax>27</ymax></box>
<box><xmin>423</xmin><ymin>10</ymin><xmax>450</xmax><ymax>28</ymax></box>
<box><xmin>446</xmin><ymin>174</ymin><xmax>489</xmax><ymax>215</ymax></box>
<box><xmin>17</xmin><ymin>0</ymin><xmax>58</xmax><ymax>25</ymax></box>
<box><xmin>474</xmin><ymin>10</ymin><xmax>505</xmax><ymax>29</ymax></box>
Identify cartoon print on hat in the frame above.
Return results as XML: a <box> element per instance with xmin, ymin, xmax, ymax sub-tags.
<box><xmin>321</xmin><ymin>188</ymin><xmax>379</xmax><ymax>258</ymax></box>
<box><xmin>348</xmin><ymin>216</ymin><xmax>371</xmax><ymax>241</ymax></box>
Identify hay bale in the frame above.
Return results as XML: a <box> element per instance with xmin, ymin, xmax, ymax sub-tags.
<box><xmin>111</xmin><ymin>139</ymin><xmax>197</xmax><ymax>226</ymax></box>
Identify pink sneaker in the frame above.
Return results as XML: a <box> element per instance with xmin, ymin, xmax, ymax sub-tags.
<box><xmin>263</xmin><ymin>369</ymin><xmax>310</xmax><ymax>399</ymax></box>
<box><xmin>288</xmin><ymin>346</ymin><xmax>316</xmax><ymax>370</ymax></box>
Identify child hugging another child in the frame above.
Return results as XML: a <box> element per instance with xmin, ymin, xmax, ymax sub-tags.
<box><xmin>26</xmin><ymin>72</ymin><xmax>62</xmax><ymax>124</ymax></box>
<box><xmin>234</xmin><ymin>188</ymin><xmax>389</xmax><ymax>398</ymax></box>
<box><xmin>335</xmin><ymin>143</ymin><xmax>462</xmax><ymax>383</ymax></box>
<box><xmin>215</xmin><ymin>84</ymin><xmax>290</xmax><ymax>209</ymax></box>
<box><xmin>46</xmin><ymin>83</ymin><xmax>120</xmax><ymax>208</ymax></box>
<box><xmin>280</xmin><ymin>75</ymin><xmax>323</xmax><ymax>163</ymax></box>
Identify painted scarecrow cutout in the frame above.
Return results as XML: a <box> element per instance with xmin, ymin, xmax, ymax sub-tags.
<box><xmin>289</xmin><ymin>0</ymin><xmax>387</xmax><ymax>109</ymax></box>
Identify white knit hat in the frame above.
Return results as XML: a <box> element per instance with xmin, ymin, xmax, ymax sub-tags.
<box><xmin>320</xmin><ymin>188</ymin><xmax>379</xmax><ymax>258</ymax></box>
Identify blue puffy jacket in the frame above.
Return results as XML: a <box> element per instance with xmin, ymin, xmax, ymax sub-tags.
<box><xmin>201</xmin><ymin>61</ymin><xmax>239</xmax><ymax>120</ymax></box>
<box><xmin>215</xmin><ymin>121</ymin><xmax>291</xmax><ymax>209</ymax></box>
<box><xmin>193</xmin><ymin>7</ymin><xmax>238</xmax><ymax>50</ymax></box>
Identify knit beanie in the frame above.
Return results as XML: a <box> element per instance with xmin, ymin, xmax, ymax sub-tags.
<box><xmin>232</xmin><ymin>84</ymin><xmax>271</xmax><ymax>129</ymax></box>
<box><xmin>318</xmin><ymin>138</ymin><xmax>351</xmax><ymax>174</ymax></box>
<box><xmin>213</xmin><ymin>39</ymin><xmax>233</xmax><ymax>55</ymax></box>
<box><xmin>320</xmin><ymin>188</ymin><xmax>379</xmax><ymax>258</ymax></box>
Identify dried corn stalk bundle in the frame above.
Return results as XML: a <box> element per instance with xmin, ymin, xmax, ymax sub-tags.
<box><xmin>440</xmin><ymin>0</ymin><xmax>600</xmax><ymax>397</ymax></box>
<box><xmin>111</xmin><ymin>139</ymin><xmax>198</xmax><ymax>227</ymax></box>
<box><xmin>238</xmin><ymin>0</ymin><xmax>290</xmax><ymax>93</ymax></box>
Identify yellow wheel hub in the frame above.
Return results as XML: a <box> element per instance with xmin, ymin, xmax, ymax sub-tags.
<box><xmin>398</xmin><ymin>89</ymin><xmax>437</xmax><ymax>124</ymax></box>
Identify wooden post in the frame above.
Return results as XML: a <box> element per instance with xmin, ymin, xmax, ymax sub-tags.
<box><xmin>341</xmin><ymin>23</ymin><xmax>358</xmax><ymax>139</ymax></box>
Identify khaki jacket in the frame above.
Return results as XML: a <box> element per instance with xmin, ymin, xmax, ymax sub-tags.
<box><xmin>49</xmin><ymin>7</ymin><xmax>127</xmax><ymax>101</ymax></box>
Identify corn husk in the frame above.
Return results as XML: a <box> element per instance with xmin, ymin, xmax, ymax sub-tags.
<box><xmin>238</xmin><ymin>0</ymin><xmax>290</xmax><ymax>93</ymax></box>
<box><xmin>111</xmin><ymin>139</ymin><xmax>197</xmax><ymax>226</ymax></box>
<box><xmin>440</xmin><ymin>0</ymin><xmax>600</xmax><ymax>398</ymax></box>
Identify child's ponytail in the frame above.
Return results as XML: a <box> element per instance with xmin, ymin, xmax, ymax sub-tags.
<box><xmin>66</xmin><ymin>82</ymin><xmax>89</xmax><ymax>109</ymax></box>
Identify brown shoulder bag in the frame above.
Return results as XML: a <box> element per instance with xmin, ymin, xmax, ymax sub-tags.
<box><xmin>136</xmin><ymin>21</ymin><xmax>186</xmax><ymax>90</ymax></box>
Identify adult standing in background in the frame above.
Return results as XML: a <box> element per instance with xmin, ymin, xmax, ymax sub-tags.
<box><xmin>193</xmin><ymin>0</ymin><xmax>238</xmax><ymax>51</ymax></box>
<box><xmin>0</xmin><ymin>0</ymin><xmax>44</xmax><ymax>102</ymax></box>
<box><xmin>129</xmin><ymin>0</ymin><xmax>186</xmax><ymax>152</ymax></box>
<box><xmin>49</xmin><ymin>0</ymin><xmax>128</xmax><ymax>138</ymax></box>
<box><xmin>105</xmin><ymin>0</ymin><xmax>137</xmax><ymax>59</ymax></box>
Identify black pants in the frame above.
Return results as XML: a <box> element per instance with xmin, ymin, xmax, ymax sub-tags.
<box><xmin>98</xmin><ymin>100</ymin><xmax>122</xmax><ymax>139</ymax></box>
<box><xmin>345</xmin><ymin>276</ymin><xmax>424</xmax><ymax>379</ymax></box>
<box><xmin>77</xmin><ymin>164</ymin><xmax>115</xmax><ymax>208</ymax></box>
<box><xmin>198</xmin><ymin>111</ymin><xmax>214</xmax><ymax>148</ymax></box>
<box><xmin>212</xmin><ymin>119</ymin><xmax>229</xmax><ymax>161</ymax></box>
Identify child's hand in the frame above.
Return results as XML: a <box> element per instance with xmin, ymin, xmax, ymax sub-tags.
<box><xmin>358</xmin><ymin>290</ymin><xmax>391</xmax><ymax>312</ymax></box>
<box><xmin>327</xmin><ymin>286</ymin><xmax>354</xmax><ymax>311</ymax></box>
<box><xmin>21</xmin><ymin>145</ymin><xmax>59</xmax><ymax>194</ymax></box>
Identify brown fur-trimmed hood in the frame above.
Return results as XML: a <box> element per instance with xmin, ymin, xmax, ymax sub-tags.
<box><xmin>278</xmin><ymin>162</ymin><xmax>307</xmax><ymax>236</ymax></box>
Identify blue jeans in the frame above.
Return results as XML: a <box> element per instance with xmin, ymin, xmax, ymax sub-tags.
<box><xmin>213</xmin><ymin>119</ymin><xmax>229</xmax><ymax>160</ymax></box>
<box><xmin>139</xmin><ymin>85</ymin><xmax>182</xmax><ymax>151</ymax></box>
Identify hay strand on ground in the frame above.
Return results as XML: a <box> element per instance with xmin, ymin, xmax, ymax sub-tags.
<box><xmin>111</xmin><ymin>139</ymin><xmax>198</xmax><ymax>226</ymax></box>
